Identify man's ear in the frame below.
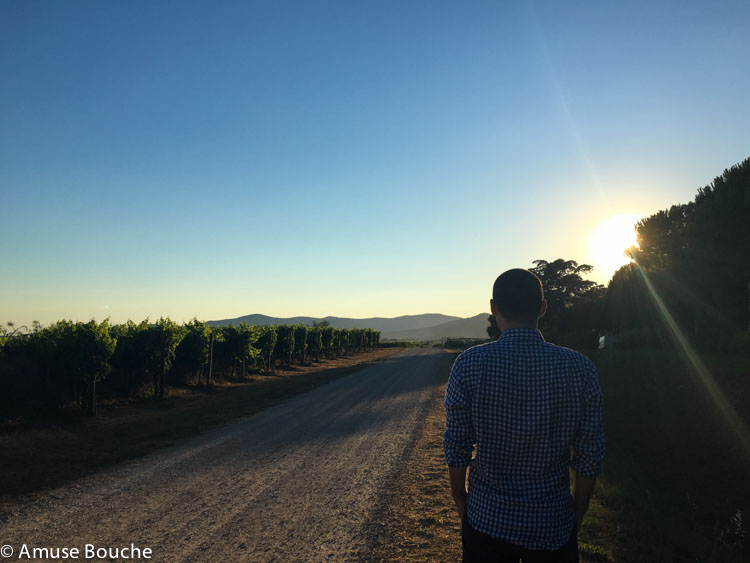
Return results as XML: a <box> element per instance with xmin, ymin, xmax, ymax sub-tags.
<box><xmin>538</xmin><ymin>299</ymin><xmax>547</xmax><ymax>319</ymax></box>
<box><xmin>490</xmin><ymin>299</ymin><xmax>498</xmax><ymax>316</ymax></box>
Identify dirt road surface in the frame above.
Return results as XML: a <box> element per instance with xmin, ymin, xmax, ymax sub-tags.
<box><xmin>1</xmin><ymin>349</ymin><xmax>453</xmax><ymax>562</ymax></box>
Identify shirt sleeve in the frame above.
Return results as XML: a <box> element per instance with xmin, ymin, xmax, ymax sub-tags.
<box><xmin>569</xmin><ymin>359</ymin><xmax>605</xmax><ymax>478</ymax></box>
<box><xmin>443</xmin><ymin>353</ymin><xmax>476</xmax><ymax>468</ymax></box>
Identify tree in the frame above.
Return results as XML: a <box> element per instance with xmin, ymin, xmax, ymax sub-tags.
<box><xmin>0</xmin><ymin>321</ymin><xmax>29</xmax><ymax>342</ymax></box>
<box><xmin>631</xmin><ymin>203</ymin><xmax>693</xmax><ymax>271</ymax></box>
<box><xmin>530</xmin><ymin>259</ymin><xmax>599</xmax><ymax>309</ymax></box>
<box><xmin>602</xmin><ymin>262</ymin><xmax>674</xmax><ymax>348</ymax></box>
<box><xmin>487</xmin><ymin>315</ymin><xmax>500</xmax><ymax>340</ymax></box>
<box><xmin>529</xmin><ymin>259</ymin><xmax>603</xmax><ymax>347</ymax></box>
<box><xmin>624</xmin><ymin>157</ymin><xmax>750</xmax><ymax>347</ymax></box>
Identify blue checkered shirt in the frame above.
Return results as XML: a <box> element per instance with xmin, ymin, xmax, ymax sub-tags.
<box><xmin>443</xmin><ymin>328</ymin><xmax>605</xmax><ymax>550</ymax></box>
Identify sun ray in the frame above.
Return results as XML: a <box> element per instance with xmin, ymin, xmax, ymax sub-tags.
<box><xmin>632</xmin><ymin>259</ymin><xmax>750</xmax><ymax>459</ymax></box>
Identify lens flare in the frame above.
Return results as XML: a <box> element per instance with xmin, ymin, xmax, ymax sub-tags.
<box><xmin>632</xmin><ymin>260</ymin><xmax>750</xmax><ymax>459</ymax></box>
<box><xmin>590</xmin><ymin>215</ymin><xmax>639</xmax><ymax>278</ymax></box>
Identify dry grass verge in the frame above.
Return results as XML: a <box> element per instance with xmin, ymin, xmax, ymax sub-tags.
<box><xmin>367</xmin><ymin>359</ymin><xmax>615</xmax><ymax>562</ymax></box>
<box><xmin>367</xmin><ymin>360</ymin><xmax>462</xmax><ymax>562</ymax></box>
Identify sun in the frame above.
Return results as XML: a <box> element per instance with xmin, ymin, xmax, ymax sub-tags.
<box><xmin>589</xmin><ymin>215</ymin><xmax>639</xmax><ymax>278</ymax></box>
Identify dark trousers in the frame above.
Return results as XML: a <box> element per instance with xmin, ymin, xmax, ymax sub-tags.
<box><xmin>462</xmin><ymin>519</ymin><xmax>579</xmax><ymax>563</ymax></box>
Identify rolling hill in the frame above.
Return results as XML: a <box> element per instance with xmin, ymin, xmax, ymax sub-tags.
<box><xmin>383</xmin><ymin>313</ymin><xmax>491</xmax><ymax>340</ymax></box>
<box><xmin>206</xmin><ymin>313</ymin><xmax>491</xmax><ymax>340</ymax></box>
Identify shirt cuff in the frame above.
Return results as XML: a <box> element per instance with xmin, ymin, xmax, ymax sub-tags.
<box><xmin>569</xmin><ymin>453</ymin><xmax>603</xmax><ymax>478</ymax></box>
<box><xmin>443</xmin><ymin>439</ymin><xmax>473</xmax><ymax>468</ymax></box>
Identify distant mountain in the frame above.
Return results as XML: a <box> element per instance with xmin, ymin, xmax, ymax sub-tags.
<box><xmin>206</xmin><ymin>313</ymin><xmax>464</xmax><ymax>336</ymax></box>
<box><xmin>384</xmin><ymin>313</ymin><xmax>491</xmax><ymax>340</ymax></box>
<box><xmin>207</xmin><ymin>314</ymin><xmax>321</xmax><ymax>328</ymax></box>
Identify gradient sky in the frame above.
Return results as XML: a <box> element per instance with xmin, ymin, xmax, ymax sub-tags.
<box><xmin>2</xmin><ymin>0</ymin><xmax>749</xmax><ymax>326</ymax></box>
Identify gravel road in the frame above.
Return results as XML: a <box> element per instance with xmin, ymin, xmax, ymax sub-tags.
<box><xmin>1</xmin><ymin>349</ymin><xmax>452</xmax><ymax>562</ymax></box>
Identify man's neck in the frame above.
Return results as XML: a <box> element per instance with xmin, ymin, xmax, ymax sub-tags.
<box><xmin>499</xmin><ymin>323</ymin><xmax>538</xmax><ymax>331</ymax></box>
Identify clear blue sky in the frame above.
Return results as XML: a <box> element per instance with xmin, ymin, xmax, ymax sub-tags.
<box><xmin>2</xmin><ymin>0</ymin><xmax>749</xmax><ymax>326</ymax></box>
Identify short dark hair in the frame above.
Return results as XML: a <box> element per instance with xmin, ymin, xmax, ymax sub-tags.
<box><xmin>492</xmin><ymin>269</ymin><xmax>544</xmax><ymax>324</ymax></box>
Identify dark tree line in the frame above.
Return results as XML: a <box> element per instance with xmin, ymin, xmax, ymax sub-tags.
<box><xmin>487</xmin><ymin>156</ymin><xmax>750</xmax><ymax>353</ymax></box>
<box><xmin>0</xmin><ymin>319</ymin><xmax>380</xmax><ymax>418</ymax></box>
<box><xmin>608</xmin><ymin>157</ymin><xmax>750</xmax><ymax>350</ymax></box>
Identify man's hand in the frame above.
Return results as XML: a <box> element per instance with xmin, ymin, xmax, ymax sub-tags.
<box><xmin>573</xmin><ymin>474</ymin><xmax>596</xmax><ymax>533</ymax></box>
<box><xmin>448</xmin><ymin>466</ymin><xmax>468</xmax><ymax>520</ymax></box>
<box><xmin>574</xmin><ymin>509</ymin><xmax>585</xmax><ymax>533</ymax></box>
<box><xmin>454</xmin><ymin>494</ymin><xmax>467</xmax><ymax>520</ymax></box>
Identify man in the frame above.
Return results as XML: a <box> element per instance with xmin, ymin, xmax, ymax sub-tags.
<box><xmin>443</xmin><ymin>268</ymin><xmax>605</xmax><ymax>562</ymax></box>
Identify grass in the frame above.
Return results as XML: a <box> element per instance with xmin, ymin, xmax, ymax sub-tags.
<box><xmin>0</xmin><ymin>348</ymin><xmax>401</xmax><ymax>515</ymax></box>
<box><xmin>580</xmin><ymin>542</ymin><xmax>609</xmax><ymax>560</ymax></box>
<box><xmin>588</xmin><ymin>347</ymin><xmax>750</xmax><ymax>562</ymax></box>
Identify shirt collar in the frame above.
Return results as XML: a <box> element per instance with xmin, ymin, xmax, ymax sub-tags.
<box><xmin>497</xmin><ymin>327</ymin><xmax>545</xmax><ymax>342</ymax></box>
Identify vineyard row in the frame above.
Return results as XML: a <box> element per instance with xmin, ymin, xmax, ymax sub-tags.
<box><xmin>0</xmin><ymin>318</ymin><xmax>381</xmax><ymax>417</ymax></box>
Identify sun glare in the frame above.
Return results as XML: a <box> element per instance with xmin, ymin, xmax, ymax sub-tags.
<box><xmin>590</xmin><ymin>215</ymin><xmax>639</xmax><ymax>278</ymax></box>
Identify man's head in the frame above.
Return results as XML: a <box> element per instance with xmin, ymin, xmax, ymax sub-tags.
<box><xmin>490</xmin><ymin>268</ymin><xmax>546</xmax><ymax>330</ymax></box>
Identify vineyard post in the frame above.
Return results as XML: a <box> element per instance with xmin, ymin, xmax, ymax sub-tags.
<box><xmin>159</xmin><ymin>330</ymin><xmax>167</xmax><ymax>399</ymax></box>
<box><xmin>208</xmin><ymin>331</ymin><xmax>215</xmax><ymax>385</ymax></box>
<box><xmin>87</xmin><ymin>373</ymin><xmax>97</xmax><ymax>416</ymax></box>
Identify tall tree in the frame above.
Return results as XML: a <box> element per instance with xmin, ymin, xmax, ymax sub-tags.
<box><xmin>529</xmin><ymin>259</ymin><xmax>603</xmax><ymax>347</ymax></box>
<box><xmin>626</xmin><ymin>157</ymin><xmax>750</xmax><ymax>346</ymax></box>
